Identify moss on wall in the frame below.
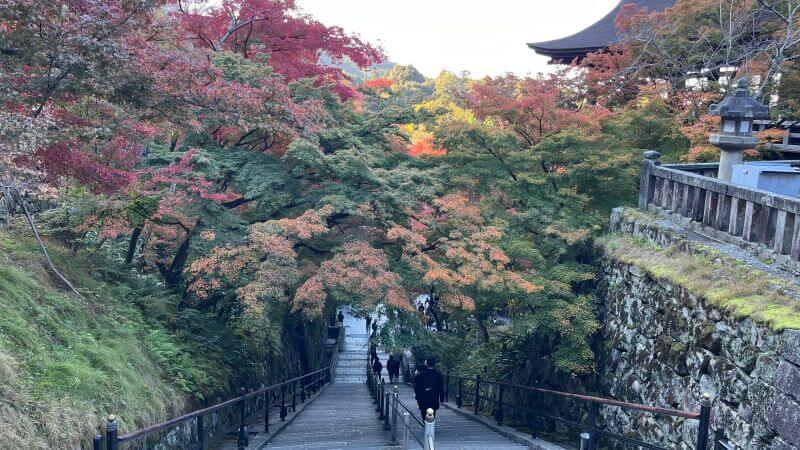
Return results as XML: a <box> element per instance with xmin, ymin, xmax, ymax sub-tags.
<box><xmin>598</xmin><ymin>234</ymin><xmax>800</xmax><ymax>331</ymax></box>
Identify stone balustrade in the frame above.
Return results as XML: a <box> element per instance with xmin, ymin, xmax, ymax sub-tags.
<box><xmin>638</xmin><ymin>152</ymin><xmax>800</xmax><ymax>264</ymax></box>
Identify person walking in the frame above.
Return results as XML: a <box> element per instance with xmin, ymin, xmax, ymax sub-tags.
<box><xmin>371</xmin><ymin>321</ymin><xmax>378</xmax><ymax>337</ymax></box>
<box><xmin>372</xmin><ymin>355</ymin><xmax>383</xmax><ymax>377</ymax></box>
<box><xmin>366</xmin><ymin>315</ymin><xmax>372</xmax><ymax>333</ymax></box>
<box><xmin>413</xmin><ymin>358</ymin><xmax>444</xmax><ymax>420</ymax></box>
<box><xmin>369</xmin><ymin>345</ymin><xmax>379</xmax><ymax>366</ymax></box>
<box><xmin>337</xmin><ymin>310</ymin><xmax>344</xmax><ymax>324</ymax></box>
<box><xmin>387</xmin><ymin>354</ymin><xmax>400</xmax><ymax>383</ymax></box>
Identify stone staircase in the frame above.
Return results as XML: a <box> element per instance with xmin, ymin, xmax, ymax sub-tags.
<box><xmin>258</xmin><ymin>307</ymin><xmax>533</xmax><ymax>449</ymax></box>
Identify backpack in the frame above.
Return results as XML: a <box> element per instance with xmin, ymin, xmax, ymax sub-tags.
<box><xmin>418</xmin><ymin>371</ymin><xmax>439</xmax><ymax>404</ymax></box>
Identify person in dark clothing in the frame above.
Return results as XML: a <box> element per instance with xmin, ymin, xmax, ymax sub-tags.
<box><xmin>369</xmin><ymin>345</ymin><xmax>379</xmax><ymax>366</ymax></box>
<box><xmin>413</xmin><ymin>358</ymin><xmax>444</xmax><ymax>420</ymax></box>
<box><xmin>337</xmin><ymin>310</ymin><xmax>344</xmax><ymax>323</ymax></box>
<box><xmin>366</xmin><ymin>315</ymin><xmax>372</xmax><ymax>333</ymax></box>
<box><xmin>372</xmin><ymin>357</ymin><xmax>383</xmax><ymax>377</ymax></box>
<box><xmin>371</xmin><ymin>321</ymin><xmax>378</xmax><ymax>337</ymax></box>
<box><xmin>387</xmin><ymin>355</ymin><xmax>400</xmax><ymax>383</ymax></box>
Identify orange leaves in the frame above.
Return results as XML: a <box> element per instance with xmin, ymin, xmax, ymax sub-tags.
<box><xmin>258</xmin><ymin>205</ymin><xmax>333</xmax><ymax>240</ymax></box>
<box><xmin>398</xmin><ymin>123</ymin><xmax>447</xmax><ymax>158</ymax></box>
<box><xmin>363</xmin><ymin>78</ymin><xmax>394</xmax><ymax>90</ymax></box>
<box><xmin>316</xmin><ymin>241</ymin><xmax>408</xmax><ymax>310</ymax></box>
<box><xmin>407</xmin><ymin>136</ymin><xmax>447</xmax><ymax>157</ymax></box>
<box><xmin>293</xmin><ymin>276</ymin><xmax>326</xmax><ymax>315</ymax></box>
<box><xmin>432</xmin><ymin>193</ymin><xmax>482</xmax><ymax>229</ymax></box>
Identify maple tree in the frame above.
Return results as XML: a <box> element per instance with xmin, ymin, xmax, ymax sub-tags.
<box><xmin>177</xmin><ymin>0</ymin><xmax>384</xmax><ymax>99</ymax></box>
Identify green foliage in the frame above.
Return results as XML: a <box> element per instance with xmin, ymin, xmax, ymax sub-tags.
<box><xmin>0</xmin><ymin>232</ymin><xmax>185</xmax><ymax>447</ymax></box>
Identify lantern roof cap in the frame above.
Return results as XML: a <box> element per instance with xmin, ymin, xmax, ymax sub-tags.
<box><xmin>709</xmin><ymin>78</ymin><xmax>770</xmax><ymax>119</ymax></box>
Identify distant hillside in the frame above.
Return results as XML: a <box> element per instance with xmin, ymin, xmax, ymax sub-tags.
<box><xmin>319</xmin><ymin>53</ymin><xmax>396</xmax><ymax>81</ymax></box>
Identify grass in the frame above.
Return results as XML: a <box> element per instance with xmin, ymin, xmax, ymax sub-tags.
<box><xmin>599</xmin><ymin>234</ymin><xmax>800</xmax><ymax>331</ymax></box>
<box><xmin>0</xmin><ymin>229</ymin><xmax>188</xmax><ymax>449</ymax></box>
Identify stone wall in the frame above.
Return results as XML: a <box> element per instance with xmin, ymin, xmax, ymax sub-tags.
<box><xmin>596</xmin><ymin>208</ymin><xmax>800</xmax><ymax>449</ymax></box>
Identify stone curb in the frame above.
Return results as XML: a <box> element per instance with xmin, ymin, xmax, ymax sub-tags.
<box><xmin>439</xmin><ymin>402</ymin><xmax>567</xmax><ymax>450</ymax></box>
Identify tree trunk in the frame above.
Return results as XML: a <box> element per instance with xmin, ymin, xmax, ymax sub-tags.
<box><xmin>164</xmin><ymin>227</ymin><xmax>195</xmax><ymax>287</ymax></box>
<box><xmin>476</xmin><ymin>316</ymin><xmax>490</xmax><ymax>344</ymax></box>
<box><xmin>11</xmin><ymin>189</ymin><xmax>81</xmax><ymax>297</ymax></box>
<box><xmin>125</xmin><ymin>227</ymin><xmax>142</xmax><ymax>264</ymax></box>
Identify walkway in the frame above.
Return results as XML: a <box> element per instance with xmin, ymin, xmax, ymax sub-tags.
<box><xmin>217</xmin><ymin>307</ymin><xmax>530</xmax><ymax>449</ymax></box>
<box><xmin>264</xmin><ymin>307</ymin><xmax>389</xmax><ymax>449</ymax></box>
<box><xmin>392</xmin><ymin>383</ymin><xmax>526</xmax><ymax>450</ymax></box>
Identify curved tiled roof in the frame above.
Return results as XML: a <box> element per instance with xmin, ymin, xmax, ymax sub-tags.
<box><xmin>528</xmin><ymin>0</ymin><xmax>675</xmax><ymax>62</ymax></box>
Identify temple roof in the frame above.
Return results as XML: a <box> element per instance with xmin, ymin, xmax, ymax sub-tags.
<box><xmin>528</xmin><ymin>0</ymin><xmax>675</xmax><ymax>63</ymax></box>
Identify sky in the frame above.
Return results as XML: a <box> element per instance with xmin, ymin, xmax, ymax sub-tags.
<box><xmin>296</xmin><ymin>0</ymin><xmax>619</xmax><ymax>78</ymax></box>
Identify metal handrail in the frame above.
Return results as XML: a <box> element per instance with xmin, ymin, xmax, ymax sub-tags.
<box><xmin>442</xmin><ymin>372</ymin><xmax>712</xmax><ymax>450</ymax></box>
<box><xmin>93</xmin><ymin>323</ymin><xmax>346</xmax><ymax>450</ymax></box>
<box><xmin>367</xmin><ymin>360</ymin><xmax>426</xmax><ymax>449</ymax></box>
<box><xmin>455</xmin><ymin>375</ymin><xmax>700</xmax><ymax>419</ymax></box>
<box><xmin>119</xmin><ymin>369</ymin><xmax>328</xmax><ymax>442</ymax></box>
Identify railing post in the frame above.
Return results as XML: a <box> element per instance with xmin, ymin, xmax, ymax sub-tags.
<box><xmin>424</xmin><ymin>408</ymin><xmax>435</xmax><ymax>450</ymax></box>
<box><xmin>638</xmin><ymin>151</ymin><xmax>661</xmax><ymax>209</ymax></box>
<box><xmin>237</xmin><ymin>388</ymin><xmax>248</xmax><ymax>450</ymax></box>
<box><xmin>402</xmin><ymin>412</ymin><xmax>410</xmax><ymax>450</ymax></box>
<box><xmin>280</xmin><ymin>378</ymin><xmax>287</xmax><ymax>421</ymax></box>
<box><xmin>374</xmin><ymin>377</ymin><xmax>380</xmax><ymax>405</ymax></box>
<box><xmin>300</xmin><ymin>375</ymin><xmax>306</xmax><ymax>403</ymax></box>
<box><xmin>378</xmin><ymin>378</ymin><xmax>385</xmax><ymax>416</ymax></box>
<box><xmin>714</xmin><ymin>427</ymin><xmax>725</xmax><ymax>450</ymax></box>
<box><xmin>496</xmin><ymin>384</ymin><xmax>504</xmax><ymax>425</ymax></box>
<box><xmin>383</xmin><ymin>390</ymin><xmax>391</xmax><ymax>430</ymax></box>
<box><xmin>92</xmin><ymin>434</ymin><xmax>102</xmax><ymax>450</ymax></box>
<box><xmin>457</xmin><ymin>377</ymin><xmax>463</xmax><ymax>408</ymax></box>
<box><xmin>105</xmin><ymin>415</ymin><xmax>118</xmax><ymax>450</ymax></box>
<box><xmin>587</xmin><ymin>402</ymin><xmax>598</xmax><ymax>450</ymax></box>
<box><xmin>697</xmin><ymin>393</ymin><xmax>712</xmax><ymax>450</ymax></box>
<box><xmin>389</xmin><ymin>385</ymin><xmax>399</xmax><ymax>445</ymax></box>
<box><xmin>264</xmin><ymin>389</ymin><xmax>270</xmax><ymax>433</ymax></box>
<box><xmin>445</xmin><ymin>371</ymin><xmax>450</xmax><ymax>402</ymax></box>
<box><xmin>291</xmin><ymin>379</ymin><xmax>297</xmax><ymax>412</ymax></box>
<box><xmin>474</xmin><ymin>374</ymin><xmax>481</xmax><ymax>415</ymax></box>
<box><xmin>530</xmin><ymin>389</ymin><xmax>540</xmax><ymax>439</ymax></box>
<box><xmin>197</xmin><ymin>413</ymin><xmax>205</xmax><ymax>449</ymax></box>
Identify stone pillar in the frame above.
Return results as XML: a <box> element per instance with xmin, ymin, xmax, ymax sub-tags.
<box><xmin>718</xmin><ymin>149</ymin><xmax>743</xmax><ymax>182</ymax></box>
<box><xmin>638</xmin><ymin>151</ymin><xmax>661</xmax><ymax>210</ymax></box>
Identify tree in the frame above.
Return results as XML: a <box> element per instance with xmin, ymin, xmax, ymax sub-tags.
<box><xmin>177</xmin><ymin>0</ymin><xmax>384</xmax><ymax>99</ymax></box>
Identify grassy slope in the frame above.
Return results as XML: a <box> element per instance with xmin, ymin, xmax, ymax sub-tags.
<box><xmin>599</xmin><ymin>234</ymin><xmax>800</xmax><ymax>331</ymax></box>
<box><xmin>0</xmin><ymin>230</ymin><xmax>188</xmax><ymax>449</ymax></box>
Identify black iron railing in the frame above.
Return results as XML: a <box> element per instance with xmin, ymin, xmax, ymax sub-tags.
<box><xmin>366</xmin><ymin>360</ymin><xmax>431</xmax><ymax>449</ymax></box>
<box><xmin>442</xmin><ymin>372</ymin><xmax>720</xmax><ymax>450</ymax></box>
<box><xmin>92</xmin><ymin>325</ymin><xmax>344</xmax><ymax>450</ymax></box>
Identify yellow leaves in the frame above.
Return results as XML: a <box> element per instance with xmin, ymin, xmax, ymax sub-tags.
<box><xmin>758</xmin><ymin>128</ymin><xmax>788</xmax><ymax>145</ymax></box>
<box><xmin>399</xmin><ymin>123</ymin><xmax>447</xmax><ymax>157</ymax></box>
<box><xmin>545</xmin><ymin>225</ymin><xmax>589</xmax><ymax>245</ymax></box>
<box><xmin>441</xmin><ymin>292</ymin><xmax>476</xmax><ymax>311</ymax></box>
<box><xmin>262</xmin><ymin>205</ymin><xmax>333</xmax><ymax>240</ymax></box>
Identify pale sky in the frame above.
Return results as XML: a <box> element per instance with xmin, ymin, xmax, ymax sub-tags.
<box><xmin>296</xmin><ymin>0</ymin><xmax>619</xmax><ymax>78</ymax></box>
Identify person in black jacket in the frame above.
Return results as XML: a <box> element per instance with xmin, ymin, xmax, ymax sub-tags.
<box><xmin>366</xmin><ymin>315</ymin><xmax>372</xmax><ymax>333</ymax></box>
<box><xmin>369</xmin><ymin>345</ymin><xmax>379</xmax><ymax>366</ymax></box>
<box><xmin>372</xmin><ymin>357</ymin><xmax>383</xmax><ymax>377</ymax></box>
<box><xmin>387</xmin><ymin>355</ymin><xmax>400</xmax><ymax>383</ymax></box>
<box><xmin>337</xmin><ymin>310</ymin><xmax>344</xmax><ymax>323</ymax></box>
<box><xmin>413</xmin><ymin>358</ymin><xmax>444</xmax><ymax>420</ymax></box>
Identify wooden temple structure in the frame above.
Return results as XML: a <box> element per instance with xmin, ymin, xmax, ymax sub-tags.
<box><xmin>527</xmin><ymin>0</ymin><xmax>675</xmax><ymax>64</ymax></box>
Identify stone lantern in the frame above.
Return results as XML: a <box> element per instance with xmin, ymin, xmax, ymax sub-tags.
<box><xmin>709</xmin><ymin>77</ymin><xmax>770</xmax><ymax>182</ymax></box>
